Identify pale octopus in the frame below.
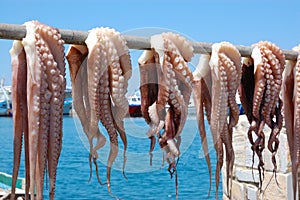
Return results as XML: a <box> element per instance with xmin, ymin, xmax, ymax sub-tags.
<box><xmin>193</xmin><ymin>42</ymin><xmax>242</xmax><ymax>198</ymax></box>
<box><xmin>192</xmin><ymin>54</ymin><xmax>213</xmax><ymax>197</ymax></box>
<box><xmin>66</xmin><ymin>27</ymin><xmax>131</xmax><ymax>194</ymax></box>
<box><xmin>282</xmin><ymin>44</ymin><xmax>300</xmax><ymax>200</ymax></box>
<box><xmin>138</xmin><ymin>32</ymin><xmax>194</xmax><ymax>197</ymax></box>
<box><xmin>238</xmin><ymin>41</ymin><xmax>285</xmax><ymax>188</ymax></box>
<box><xmin>210</xmin><ymin>42</ymin><xmax>242</xmax><ymax>198</ymax></box>
<box><xmin>10</xmin><ymin>20</ymin><xmax>66</xmax><ymax>200</ymax></box>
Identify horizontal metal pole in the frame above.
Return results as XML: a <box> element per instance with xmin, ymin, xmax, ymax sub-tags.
<box><xmin>0</xmin><ymin>23</ymin><xmax>298</xmax><ymax>60</ymax></box>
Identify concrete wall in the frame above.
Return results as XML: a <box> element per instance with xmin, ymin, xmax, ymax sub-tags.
<box><xmin>222</xmin><ymin>115</ymin><xmax>297</xmax><ymax>200</ymax></box>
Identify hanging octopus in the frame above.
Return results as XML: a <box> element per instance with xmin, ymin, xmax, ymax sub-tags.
<box><xmin>10</xmin><ymin>40</ymin><xmax>29</xmax><ymax>200</ymax></box>
<box><xmin>66</xmin><ymin>44</ymin><xmax>105</xmax><ymax>183</ymax></box>
<box><xmin>66</xmin><ymin>27</ymin><xmax>131</xmax><ymax>194</ymax></box>
<box><xmin>10</xmin><ymin>20</ymin><xmax>66</xmax><ymax>200</ymax></box>
<box><xmin>238</xmin><ymin>41</ymin><xmax>285</xmax><ymax>188</ymax></box>
<box><xmin>192</xmin><ymin>54</ymin><xmax>213</xmax><ymax>197</ymax></box>
<box><xmin>208</xmin><ymin>42</ymin><xmax>242</xmax><ymax>198</ymax></box>
<box><xmin>282</xmin><ymin>45</ymin><xmax>300</xmax><ymax>200</ymax></box>
<box><xmin>138</xmin><ymin>49</ymin><xmax>160</xmax><ymax>164</ymax></box>
<box><xmin>139</xmin><ymin>32</ymin><xmax>194</xmax><ymax>197</ymax></box>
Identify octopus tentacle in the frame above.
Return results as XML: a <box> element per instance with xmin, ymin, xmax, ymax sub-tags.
<box><xmin>104</xmin><ymin>28</ymin><xmax>130</xmax><ymax>117</ymax></box>
<box><xmin>104</xmin><ymin>28</ymin><xmax>131</xmax><ymax>181</ymax></box>
<box><xmin>249</xmin><ymin>42</ymin><xmax>285</xmax><ymax>186</ymax></box>
<box><xmin>214</xmin><ymin>138</ymin><xmax>223</xmax><ymax>200</ymax></box>
<box><xmin>67</xmin><ymin>43</ymin><xmax>107</xmax><ymax>185</ymax></box>
<box><xmin>248</xmin><ymin>45</ymin><xmax>269</xmax><ymax>185</ymax></box>
<box><xmin>86</xmin><ymin>29</ymin><xmax>106</xmax><ymax>138</ymax></box>
<box><xmin>163</xmin><ymin>33</ymin><xmax>193</xmax><ymax>88</ymax></box>
<box><xmin>292</xmin><ymin>46</ymin><xmax>300</xmax><ymax>200</ymax></box>
<box><xmin>138</xmin><ymin>50</ymin><xmax>159</xmax><ymax>124</ymax></box>
<box><xmin>253</xmin><ymin>42</ymin><xmax>284</xmax><ymax>127</ymax></box>
<box><xmin>194</xmin><ymin>55</ymin><xmax>213</xmax><ymax>123</ymax></box>
<box><xmin>84</xmin><ymin>27</ymin><xmax>132</xmax><ymax>193</ymax></box>
<box><xmin>163</xmin><ymin>33</ymin><xmax>193</xmax><ymax>197</ymax></box>
<box><xmin>262</xmin><ymin>45</ymin><xmax>284</xmax><ymax>173</ymax></box>
<box><xmin>161</xmin><ymin>32</ymin><xmax>194</xmax><ymax>62</ymax></box>
<box><xmin>10</xmin><ymin>41</ymin><xmax>29</xmax><ymax>200</ymax></box>
<box><xmin>164</xmin><ymin>36</ymin><xmax>193</xmax><ymax>138</ymax></box>
<box><xmin>66</xmin><ymin>45</ymin><xmax>98</xmax><ymax>181</ymax></box>
<box><xmin>209</xmin><ymin>42</ymin><xmax>242</xmax><ymax>198</ymax></box>
<box><xmin>86</xmin><ymin>29</ymin><xmax>108</xmax><ymax>184</ymax></box>
<box><xmin>210</xmin><ymin>61</ymin><xmax>228</xmax><ymax>195</ymax></box>
<box><xmin>35</xmin><ymin>36</ymin><xmax>51</xmax><ymax>200</ymax></box>
<box><xmin>239</xmin><ymin>41</ymin><xmax>286</xmax><ymax>189</ymax></box>
<box><xmin>108</xmin><ymin>29</ymin><xmax>132</xmax><ymax>87</ymax></box>
<box><xmin>148</xmin><ymin>34</ymin><xmax>169</xmax><ymax>131</ymax></box>
<box><xmin>210</xmin><ymin>58</ymin><xmax>229</xmax><ymax>142</ymax></box>
<box><xmin>97</xmin><ymin>29</ymin><xmax>132</xmax><ymax>179</ymax></box>
<box><xmin>163</xmin><ymin>106</ymin><xmax>177</xmax><ymax>160</ymax></box>
<box><xmin>47</xmin><ymin>54</ymin><xmax>65</xmax><ymax>200</ymax></box>
<box><xmin>85</xmin><ymin>28</ymin><xmax>112</xmax><ymax>189</ymax></box>
<box><xmin>221</xmin><ymin>122</ymin><xmax>234</xmax><ymax>196</ymax></box>
<box><xmin>150</xmin><ymin>33</ymin><xmax>193</xmax><ymax>154</ymax></box>
<box><xmin>36</xmin><ymin>22</ymin><xmax>66</xmax><ymax>200</ymax></box>
<box><xmin>255</xmin><ymin>120</ymin><xmax>266</xmax><ymax>184</ymax></box>
<box><xmin>202</xmin><ymin>81</ymin><xmax>212</xmax><ymax>123</ymax></box>
<box><xmin>239</xmin><ymin>57</ymin><xmax>265</xmax><ymax>183</ymax></box>
<box><xmin>259</xmin><ymin>45</ymin><xmax>283</xmax><ymax>127</ymax></box>
<box><xmin>282</xmin><ymin>58</ymin><xmax>295</xmax><ymax>161</ymax></box>
<box><xmin>138</xmin><ymin>50</ymin><xmax>159</xmax><ymax>162</ymax></box>
<box><xmin>193</xmin><ymin>54</ymin><xmax>213</xmax><ymax>197</ymax></box>
<box><xmin>283</xmin><ymin>45</ymin><xmax>300</xmax><ymax>200</ymax></box>
<box><xmin>161</xmin><ymin>57</ymin><xmax>184</xmax><ymax>147</ymax></box>
<box><xmin>142</xmin><ymin>32</ymin><xmax>193</xmax><ymax>198</ymax></box>
<box><xmin>81</xmin><ymin>59</ymin><xmax>96</xmax><ymax>182</ymax></box>
<box><xmin>268</xmin><ymin>100</ymin><xmax>283</xmax><ymax>171</ymax></box>
<box><xmin>219</xmin><ymin>53</ymin><xmax>240</xmax><ymax>128</ymax></box>
<box><xmin>22</xmin><ymin>21</ymin><xmax>42</xmax><ymax>198</ymax></box>
<box><xmin>239</xmin><ymin>56</ymin><xmax>267</xmax><ymax>184</ymax></box>
<box><xmin>193</xmin><ymin>79</ymin><xmax>212</xmax><ymax>196</ymax></box>
<box><xmin>68</xmin><ymin>28</ymin><xmax>132</xmax><ymax>195</ymax></box>
<box><xmin>251</xmin><ymin>46</ymin><xmax>267</xmax><ymax>120</ymax></box>
<box><xmin>11</xmin><ymin>20</ymin><xmax>66</xmax><ymax>200</ymax></box>
<box><xmin>221</xmin><ymin>46</ymin><xmax>241</xmax><ymax>127</ymax></box>
<box><xmin>98</xmin><ymin>69</ymin><xmax>118</xmax><ymax>192</ymax></box>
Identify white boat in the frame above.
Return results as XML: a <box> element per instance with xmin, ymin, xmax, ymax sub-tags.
<box><xmin>0</xmin><ymin>79</ymin><xmax>12</xmax><ymax>116</ymax></box>
<box><xmin>0</xmin><ymin>172</ymin><xmax>25</xmax><ymax>199</ymax></box>
<box><xmin>0</xmin><ymin>100</ymin><xmax>11</xmax><ymax>116</ymax></box>
<box><xmin>63</xmin><ymin>87</ymin><xmax>73</xmax><ymax>115</ymax></box>
<box><xmin>127</xmin><ymin>89</ymin><xmax>197</xmax><ymax>117</ymax></box>
<box><xmin>128</xmin><ymin>94</ymin><xmax>141</xmax><ymax>106</ymax></box>
<box><xmin>127</xmin><ymin>93</ymin><xmax>142</xmax><ymax>117</ymax></box>
<box><xmin>0</xmin><ymin>80</ymin><xmax>73</xmax><ymax>116</ymax></box>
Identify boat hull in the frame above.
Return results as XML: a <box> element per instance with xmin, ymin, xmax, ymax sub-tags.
<box><xmin>128</xmin><ymin>105</ymin><xmax>142</xmax><ymax>117</ymax></box>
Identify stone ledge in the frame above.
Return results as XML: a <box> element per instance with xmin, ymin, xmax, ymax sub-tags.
<box><xmin>222</xmin><ymin>115</ymin><xmax>294</xmax><ymax>200</ymax></box>
<box><xmin>261</xmin><ymin>171</ymin><xmax>297</xmax><ymax>200</ymax></box>
<box><xmin>223</xmin><ymin>172</ymin><xmax>296</xmax><ymax>200</ymax></box>
<box><xmin>222</xmin><ymin>179</ymin><xmax>246</xmax><ymax>200</ymax></box>
<box><xmin>235</xmin><ymin>166</ymin><xmax>259</xmax><ymax>184</ymax></box>
<box><xmin>246</xmin><ymin>184</ymin><xmax>258</xmax><ymax>200</ymax></box>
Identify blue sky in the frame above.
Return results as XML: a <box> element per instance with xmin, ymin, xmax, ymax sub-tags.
<box><xmin>0</xmin><ymin>0</ymin><xmax>300</xmax><ymax>90</ymax></box>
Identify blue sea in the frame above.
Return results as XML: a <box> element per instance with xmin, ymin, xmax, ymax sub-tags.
<box><xmin>0</xmin><ymin>115</ymin><xmax>222</xmax><ymax>199</ymax></box>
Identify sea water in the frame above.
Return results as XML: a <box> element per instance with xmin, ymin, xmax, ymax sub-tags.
<box><xmin>0</xmin><ymin>115</ymin><xmax>222</xmax><ymax>199</ymax></box>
